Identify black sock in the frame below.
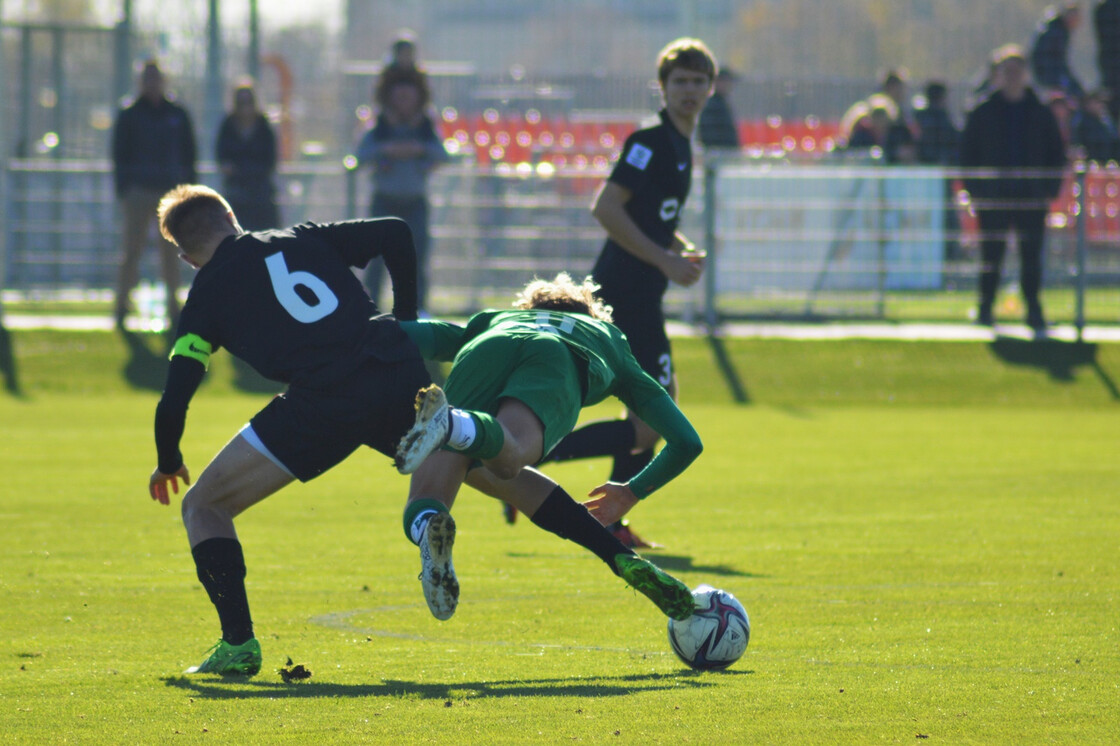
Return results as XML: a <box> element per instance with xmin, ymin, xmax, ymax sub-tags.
<box><xmin>605</xmin><ymin>448</ymin><xmax>653</xmax><ymax>531</ymax></box>
<box><xmin>543</xmin><ymin>420</ymin><xmax>636</xmax><ymax>463</ymax></box>
<box><xmin>529</xmin><ymin>485</ymin><xmax>635</xmax><ymax>575</ymax></box>
<box><xmin>191</xmin><ymin>537</ymin><xmax>254</xmax><ymax>645</ymax></box>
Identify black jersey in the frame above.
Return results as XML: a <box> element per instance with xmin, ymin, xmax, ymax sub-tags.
<box><xmin>154</xmin><ymin>218</ymin><xmax>419</xmax><ymax>473</ymax></box>
<box><xmin>174</xmin><ymin>219</ymin><xmax>417</xmax><ymax>385</ymax></box>
<box><xmin>591</xmin><ymin>109</ymin><xmax>693</xmax><ymax>307</ymax></box>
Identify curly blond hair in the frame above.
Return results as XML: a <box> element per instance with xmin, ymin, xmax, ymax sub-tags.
<box><xmin>513</xmin><ymin>273</ymin><xmax>613</xmax><ymax>323</ymax></box>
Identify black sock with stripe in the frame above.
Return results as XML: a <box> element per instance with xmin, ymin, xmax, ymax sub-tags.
<box><xmin>529</xmin><ymin>485</ymin><xmax>635</xmax><ymax>575</ymax></box>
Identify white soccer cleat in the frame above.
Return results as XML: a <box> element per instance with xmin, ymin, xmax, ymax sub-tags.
<box><xmin>395</xmin><ymin>384</ymin><xmax>449</xmax><ymax>474</ymax></box>
<box><xmin>418</xmin><ymin>512</ymin><xmax>458</xmax><ymax>621</ymax></box>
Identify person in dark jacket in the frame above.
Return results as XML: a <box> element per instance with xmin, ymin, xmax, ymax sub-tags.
<box><xmin>915</xmin><ymin>81</ymin><xmax>961</xmax><ymax>165</ymax></box>
<box><xmin>844</xmin><ymin>94</ymin><xmax>916</xmax><ymax>163</ymax></box>
<box><xmin>961</xmin><ymin>45</ymin><xmax>1068</xmax><ymax>332</ymax></box>
<box><xmin>1072</xmin><ymin>88</ymin><xmax>1120</xmax><ymax>160</ymax></box>
<box><xmin>216</xmin><ymin>82</ymin><xmax>280</xmax><ymax>231</ymax></box>
<box><xmin>1031</xmin><ymin>3</ymin><xmax>1086</xmax><ymax>101</ymax></box>
<box><xmin>1095</xmin><ymin>0</ymin><xmax>1120</xmax><ymax>119</ymax></box>
<box><xmin>112</xmin><ymin>60</ymin><xmax>197</xmax><ymax>328</ymax></box>
<box><xmin>356</xmin><ymin>68</ymin><xmax>448</xmax><ymax>311</ymax></box>
<box><xmin>698</xmin><ymin>68</ymin><xmax>740</xmax><ymax>150</ymax></box>
<box><xmin>915</xmin><ymin>81</ymin><xmax>963</xmax><ymax>260</ymax></box>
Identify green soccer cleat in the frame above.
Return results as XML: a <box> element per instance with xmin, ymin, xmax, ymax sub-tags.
<box><xmin>184</xmin><ymin>638</ymin><xmax>262</xmax><ymax>676</ymax></box>
<box><xmin>615</xmin><ymin>554</ymin><xmax>696</xmax><ymax>621</ymax></box>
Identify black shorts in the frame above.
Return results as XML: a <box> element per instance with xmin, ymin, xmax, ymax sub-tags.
<box><xmin>611</xmin><ymin>307</ymin><xmax>673</xmax><ymax>389</ymax></box>
<box><xmin>249</xmin><ymin>355</ymin><xmax>431</xmax><ymax>482</ymax></box>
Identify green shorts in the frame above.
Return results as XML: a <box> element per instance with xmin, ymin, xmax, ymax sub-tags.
<box><xmin>444</xmin><ymin>333</ymin><xmax>583</xmax><ymax>458</ymax></box>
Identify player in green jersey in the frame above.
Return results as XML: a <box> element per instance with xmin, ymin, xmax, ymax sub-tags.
<box><xmin>393</xmin><ymin>273</ymin><xmax>702</xmax><ymax>622</ymax></box>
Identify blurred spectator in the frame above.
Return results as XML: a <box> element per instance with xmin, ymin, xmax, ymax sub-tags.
<box><xmin>698</xmin><ymin>68</ymin><xmax>741</xmax><ymax>150</ymax></box>
<box><xmin>383</xmin><ymin>29</ymin><xmax>430</xmax><ymax>92</ymax></box>
<box><xmin>1072</xmin><ymin>88</ymin><xmax>1120</xmax><ymax>160</ymax></box>
<box><xmin>216</xmin><ymin>81</ymin><xmax>280</xmax><ymax>231</ymax></box>
<box><xmin>880</xmin><ymin>67</ymin><xmax>916</xmax><ymax>136</ymax></box>
<box><xmin>839</xmin><ymin>99</ymin><xmax>871</xmax><ymax>146</ymax></box>
<box><xmin>112</xmin><ymin>60</ymin><xmax>197</xmax><ymax>329</ymax></box>
<box><xmin>1094</xmin><ymin>0</ymin><xmax>1120</xmax><ymax>119</ymax></box>
<box><xmin>844</xmin><ymin>94</ymin><xmax>916</xmax><ymax>163</ymax></box>
<box><xmin>915</xmin><ymin>81</ymin><xmax>961</xmax><ymax>165</ymax></box>
<box><xmin>1031</xmin><ymin>3</ymin><xmax>1086</xmax><ymax>101</ymax></box>
<box><xmin>1047</xmin><ymin>91</ymin><xmax>1077</xmax><ymax>153</ymax></box>
<box><xmin>965</xmin><ymin>59</ymin><xmax>999</xmax><ymax>112</ymax></box>
<box><xmin>961</xmin><ymin>45</ymin><xmax>1067</xmax><ymax>332</ymax></box>
<box><xmin>915</xmin><ymin>81</ymin><xmax>963</xmax><ymax>261</ymax></box>
<box><xmin>356</xmin><ymin>68</ymin><xmax>449</xmax><ymax>311</ymax></box>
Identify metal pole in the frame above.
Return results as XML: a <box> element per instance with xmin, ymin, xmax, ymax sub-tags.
<box><xmin>50</xmin><ymin>27</ymin><xmax>64</xmax><ymax>285</ymax></box>
<box><xmin>1075</xmin><ymin>164</ymin><xmax>1088</xmax><ymax>342</ymax></box>
<box><xmin>17</xmin><ymin>25</ymin><xmax>30</xmax><ymax>157</ymax></box>
<box><xmin>345</xmin><ymin>158</ymin><xmax>357</xmax><ymax>220</ymax></box>
<box><xmin>205</xmin><ymin>0</ymin><xmax>224</xmax><ymax>161</ymax></box>
<box><xmin>0</xmin><ymin>0</ymin><xmax>8</xmax><ymax>312</ymax></box>
<box><xmin>114</xmin><ymin>0</ymin><xmax>132</xmax><ymax>104</ymax></box>
<box><xmin>875</xmin><ymin>170</ymin><xmax>887</xmax><ymax>319</ymax></box>
<box><xmin>702</xmin><ymin>160</ymin><xmax>719</xmax><ymax>330</ymax></box>
<box><xmin>12</xmin><ymin>25</ymin><xmax>31</xmax><ymax>289</ymax></box>
<box><xmin>247</xmin><ymin>0</ymin><xmax>260</xmax><ymax>81</ymax></box>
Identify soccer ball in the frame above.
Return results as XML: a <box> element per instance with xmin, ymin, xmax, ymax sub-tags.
<box><xmin>667</xmin><ymin>585</ymin><xmax>750</xmax><ymax>670</ymax></box>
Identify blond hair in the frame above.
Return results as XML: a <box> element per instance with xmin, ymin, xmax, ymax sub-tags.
<box><xmin>513</xmin><ymin>273</ymin><xmax>613</xmax><ymax>323</ymax></box>
<box><xmin>158</xmin><ymin>184</ymin><xmax>235</xmax><ymax>254</ymax></box>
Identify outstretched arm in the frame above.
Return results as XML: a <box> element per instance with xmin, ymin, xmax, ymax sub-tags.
<box><xmin>399</xmin><ymin>319</ymin><xmax>466</xmax><ymax>362</ymax></box>
<box><xmin>624</xmin><ymin>392</ymin><xmax>703</xmax><ymax>497</ymax></box>
<box><xmin>150</xmin><ymin>354</ymin><xmax>205</xmax><ymax>505</ymax></box>
<box><xmin>585</xmin><ymin>389</ymin><xmax>702</xmax><ymax>524</ymax></box>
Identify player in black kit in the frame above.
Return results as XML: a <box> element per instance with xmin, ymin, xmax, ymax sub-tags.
<box><xmin>146</xmin><ymin>184</ymin><xmax>438</xmax><ymax>676</ymax></box>
<box><xmin>540</xmin><ymin>38</ymin><xmax>717</xmax><ymax>548</ymax></box>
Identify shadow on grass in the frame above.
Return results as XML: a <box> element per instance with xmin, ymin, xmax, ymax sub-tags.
<box><xmin>0</xmin><ymin>324</ymin><xmax>21</xmax><ymax>396</ymax></box>
<box><xmin>989</xmin><ymin>337</ymin><xmax>1120</xmax><ymax>397</ymax></box>
<box><xmin>162</xmin><ymin>668</ymin><xmax>746</xmax><ymax>700</ymax></box>
<box><xmin>119</xmin><ymin>329</ymin><xmax>170</xmax><ymax>392</ymax></box>
<box><xmin>500</xmin><ymin>551</ymin><xmax>761</xmax><ymax>579</ymax></box>
<box><xmin>707</xmin><ymin>334</ymin><xmax>750</xmax><ymax>404</ymax></box>
<box><xmin>650</xmin><ymin>553</ymin><xmax>766</xmax><ymax>579</ymax></box>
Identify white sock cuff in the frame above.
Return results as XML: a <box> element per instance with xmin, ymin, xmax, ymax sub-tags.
<box><xmin>447</xmin><ymin>409</ymin><xmax>477</xmax><ymax>450</ymax></box>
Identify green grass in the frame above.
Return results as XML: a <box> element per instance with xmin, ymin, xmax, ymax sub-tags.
<box><xmin>1</xmin><ymin>330</ymin><xmax>1117</xmax><ymax>743</ymax></box>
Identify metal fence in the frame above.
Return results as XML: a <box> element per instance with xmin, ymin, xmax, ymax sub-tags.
<box><xmin>5</xmin><ymin>155</ymin><xmax>1120</xmax><ymax>335</ymax></box>
<box><xmin>700</xmin><ymin>158</ymin><xmax>1120</xmax><ymax>334</ymax></box>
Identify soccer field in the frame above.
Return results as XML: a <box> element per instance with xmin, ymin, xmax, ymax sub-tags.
<box><xmin>0</xmin><ymin>330</ymin><xmax>1117</xmax><ymax>743</ymax></box>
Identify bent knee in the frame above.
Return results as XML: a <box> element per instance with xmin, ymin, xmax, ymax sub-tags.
<box><xmin>181</xmin><ymin>484</ymin><xmax>229</xmax><ymax>523</ymax></box>
<box><xmin>487</xmin><ymin>460</ymin><xmax>523</xmax><ymax>481</ymax></box>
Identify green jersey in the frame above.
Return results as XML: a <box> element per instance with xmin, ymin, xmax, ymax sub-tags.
<box><xmin>402</xmin><ymin>310</ymin><xmax>702</xmax><ymax>496</ymax></box>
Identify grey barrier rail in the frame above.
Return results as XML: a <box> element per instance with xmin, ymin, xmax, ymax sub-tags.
<box><xmin>4</xmin><ymin>157</ymin><xmax>1119</xmax><ymax>338</ymax></box>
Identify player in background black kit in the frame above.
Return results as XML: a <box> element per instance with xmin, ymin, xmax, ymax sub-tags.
<box><xmin>540</xmin><ymin>38</ymin><xmax>716</xmax><ymax>548</ymax></box>
<box><xmin>146</xmin><ymin>184</ymin><xmax>437</xmax><ymax>677</ymax></box>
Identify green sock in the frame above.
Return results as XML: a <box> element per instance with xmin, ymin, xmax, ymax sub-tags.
<box><xmin>451</xmin><ymin>410</ymin><xmax>505</xmax><ymax>461</ymax></box>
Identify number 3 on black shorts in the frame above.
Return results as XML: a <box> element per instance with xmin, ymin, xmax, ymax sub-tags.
<box><xmin>657</xmin><ymin>353</ymin><xmax>672</xmax><ymax>387</ymax></box>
